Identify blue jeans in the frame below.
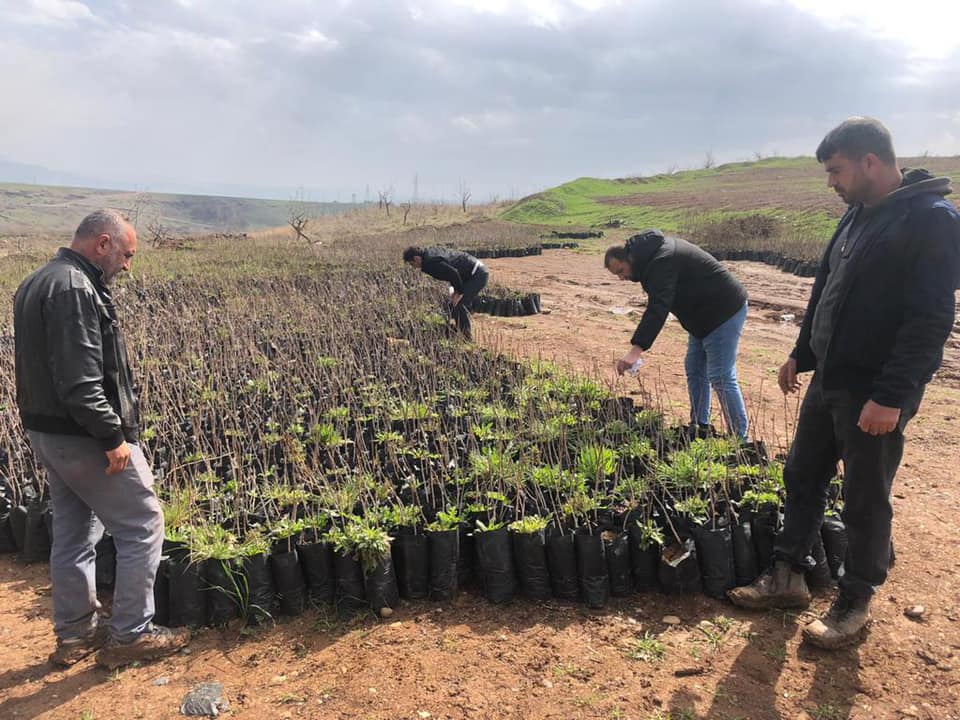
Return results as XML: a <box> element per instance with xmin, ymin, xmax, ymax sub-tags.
<box><xmin>684</xmin><ymin>302</ymin><xmax>748</xmax><ymax>439</ymax></box>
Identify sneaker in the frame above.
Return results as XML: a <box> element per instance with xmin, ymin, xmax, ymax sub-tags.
<box><xmin>96</xmin><ymin>624</ymin><xmax>191</xmax><ymax>670</ymax></box>
<box><xmin>728</xmin><ymin>560</ymin><xmax>812</xmax><ymax>610</ymax></box>
<box><xmin>802</xmin><ymin>593</ymin><xmax>871</xmax><ymax>649</ymax></box>
<box><xmin>49</xmin><ymin>623</ymin><xmax>110</xmax><ymax>667</ymax></box>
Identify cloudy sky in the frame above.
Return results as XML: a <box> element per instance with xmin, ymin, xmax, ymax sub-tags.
<box><xmin>1</xmin><ymin>0</ymin><xmax>959</xmax><ymax>201</ymax></box>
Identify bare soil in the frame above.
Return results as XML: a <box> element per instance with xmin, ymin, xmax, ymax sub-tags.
<box><xmin>2</xmin><ymin>250</ymin><xmax>959</xmax><ymax>720</ymax></box>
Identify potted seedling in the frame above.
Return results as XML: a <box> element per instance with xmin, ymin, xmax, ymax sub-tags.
<box><xmin>508</xmin><ymin>513</ymin><xmax>551</xmax><ymax>601</ymax></box>
<box><xmin>425</xmin><ymin>508</ymin><xmax>462</xmax><ymax>601</ymax></box>
<box><xmin>473</xmin><ymin>492</ymin><xmax>516</xmax><ymax>604</ymax></box>
<box><xmin>297</xmin><ymin>512</ymin><xmax>335</xmax><ymax>605</ymax></box>
<box><xmin>238</xmin><ymin>530</ymin><xmax>275</xmax><ymax>626</ymax></box>
<box><xmin>191</xmin><ymin>522</ymin><xmax>244</xmax><ymax>626</ymax></box>
<box><xmin>385</xmin><ymin>503</ymin><xmax>429</xmax><ymax>600</ymax></box>
<box><xmin>269</xmin><ymin>518</ymin><xmax>306</xmax><ymax>616</ymax></box>
<box><xmin>347</xmin><ymin>516</ymin><xmax>399</xmax><ymax>617</ymax></box>
<box><xmin>325</xmin><ymin>521</ymin><xmax>367</xmax><ymax>612</ymax></box>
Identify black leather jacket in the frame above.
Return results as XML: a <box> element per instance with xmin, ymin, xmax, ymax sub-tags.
<box><xmin>14</xmin><ymin>248</ymin><xmax>140</xmax><ymax>450</ymax></box>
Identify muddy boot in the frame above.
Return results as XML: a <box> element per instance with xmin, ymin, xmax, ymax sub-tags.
<box><xmin>49</xmin><ymin>623</ymin><xmax>110</xmax><ymax>668</ymax></box>
<box><xmin>96</xmin><ymin>624</ymin><xmax>191</xmax><ymax>670</ymax></box>
<box><xmin>802</xmin><ymin>593</ymin><xmax>871</xmax><ymax>649</ymax></box>
<box><xmin>727</xmin><ymin>560</ymin><xmax>811</xmax><ymax>610</ymax></box>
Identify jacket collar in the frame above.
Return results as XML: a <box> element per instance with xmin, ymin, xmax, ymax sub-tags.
<box><xmin>56</xmin><ymin>247</ymin><xmax>108</xmax><ymax>290</ymax></box>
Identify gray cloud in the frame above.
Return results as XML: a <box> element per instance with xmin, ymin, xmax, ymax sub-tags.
<box><xmin>1</xmin><ymin>0</ymin><xmax>958</xmax><ymax>201</ymax></box>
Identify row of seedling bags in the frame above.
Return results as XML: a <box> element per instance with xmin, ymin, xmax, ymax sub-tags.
<box><xmin>461</xmin><ymin>242</ymin><xmax>581</xmax><ymax>258</ymax></box>
<box><xmin>472</xmin><ymin>293</ymin><xmax>542</xmax><ymax>317</ymax></box>
<box><xmin>112</xmin><ymin>517</ymin><xmax>850</xmax><ymax>628</ymax></box>
<box><xmin>1</xmin><ymin>500</ymin><xmax>850</xmax><ymax>626</ymax></box>
<box><xmin>708</xmin><ymin>248</ymin><xmax>819</xmax><ymax>278</ymax></box>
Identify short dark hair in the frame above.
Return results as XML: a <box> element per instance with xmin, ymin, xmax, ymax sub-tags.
<box><xmin>74</xmin><ymin>208</ymin><xmax>128</xmax><ymax>242</ymax></box>
<box><xmin>402</xmin><ymin>246</ymin><xmax>424</xmax><ymax>263</ymax></box>
<box><xmin>816</xmin><ymin>117</ymin><xmax>896</xmax><ymax>165</ymax></box>
<box><xmin>604</xmin><ymin>246</ymin><xmax>630</xmax><ymax>268</ymax></box>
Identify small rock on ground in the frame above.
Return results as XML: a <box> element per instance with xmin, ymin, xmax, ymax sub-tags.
<box><xmin>181</xmin><ymin>683</ymin><xmax>229</xmax><ymax>717</ymax></box>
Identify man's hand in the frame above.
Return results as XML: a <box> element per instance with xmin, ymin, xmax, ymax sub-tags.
<box><xmin>778</xmin><ymin>357</ymin><xmax>801</xmax><ymax>394</ymax></box>
<box><xmin>858</xmin><ymin>400</ymin><xmax>901</xmax><ymax>436</ymax></box>
<box><xmin>105</xmin><ymin>441</ymin><xmax>132</xmax><ymax>475</ymax></box>
<box><xmin>451</xmin><ymin>292</ymin><xmax>463</xmax><ymax>308</ymax></box>
<box><xmin>616</xmin><ymin>345</ymin><xmax>644</xmax><ymax>376</ymax></box>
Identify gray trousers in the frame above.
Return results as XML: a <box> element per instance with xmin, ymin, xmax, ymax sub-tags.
<box><xmin>28</xmin><ymin>432</ymin><xmax>164</xmax><ymax>642</ymax></box>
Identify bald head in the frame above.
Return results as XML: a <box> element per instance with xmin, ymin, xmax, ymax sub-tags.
<box><xmin>71</xmin><ymin>209</ymin><xmax>137</xmax><ymax>283</ymax></box>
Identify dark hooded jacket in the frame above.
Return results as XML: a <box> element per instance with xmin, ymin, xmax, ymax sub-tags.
<box><xmin>14</xmin><ymin>248</ymin><xmax>140</xmax><ymax>450</ymax></box>
<box><xmin>420</xmin><ymin>247</ymin><xmax>482</xmax><ymax>294</ymax></box>
<box><xmin>791</xmin><ymin>168</ymin><xmax>960</xmax><ymax>408</ymax></box>
<box><xmin>626</xmin><ymin>230</ymin><xmax>748</xmax><ymax>350</ymax></box>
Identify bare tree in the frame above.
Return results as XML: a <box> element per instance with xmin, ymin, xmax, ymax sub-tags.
<box><xmin>146</xmin><ymin>215</ymin><xmax>182</xmax><ymax>249</ymax></box>
<box><xmin>703</xmin><ymin>150</ymin><xmax>716</xmax><ymax>169</ymax></box>
<box><xmin>128</xmin><ymin>191</ymin><xmax>153</xmax><ymax>231</ymax></box>
<box><xmin>401</xmin><ymin>201</ymin><xmax>412</xmax><ymax>225</ymax></box>
<box><xmin>378</xmin><ymin>186</ymin><xmax>393</xmax><ymax>216</ymax></box>
<box><xmin>288</xmin><ymin>188</ymin><xmax>316</xmax><ymax>244</ymax></box>
<box><xmin>459</xmin><ymin>180</ymin><xmax>471</xmax><ymax>212</ymax></box>
<box><xmin>289</xmin><ymin>207</ymin><xmax>313</xmax><ymax>243</ymax></box>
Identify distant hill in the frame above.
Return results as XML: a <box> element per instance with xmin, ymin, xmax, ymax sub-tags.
<box><xmin>0</xmin><ymin>183</ymin><xmax>356</xmax><ymax>237</ymax></box>
<box><xmin>502</xmin><ymin>156</ymin><xmax>960</xmax><ymax>240</ymax></box>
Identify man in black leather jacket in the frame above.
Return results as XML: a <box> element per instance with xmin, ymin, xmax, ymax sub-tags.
<box><xmin>403</xmin><ymin>245</ymin><xmax>489</xmax><ymax>340</ymax></box>
<box><xmin>14</xmin><ymin>209</ymin><xmax>189</xmax><ymax>669</ymax></box>
<box><xmin>729</xmin><ymin>118</ymin><xmax>960</xmax><ymax>650</ymax></box>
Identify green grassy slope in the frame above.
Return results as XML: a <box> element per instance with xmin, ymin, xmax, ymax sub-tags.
<box><xmin>502</xmin><ymin>156</ymin><xmax>960</xmax><ymax>246</ymax></box>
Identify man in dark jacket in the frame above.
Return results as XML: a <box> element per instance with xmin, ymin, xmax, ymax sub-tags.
<box><xmin>605</xmin><ymin>230</ymin><xmax>750</xmax><ymax>439</ymax></box>
<box><xmin>403</xmin><ymin>245</ymin><xmax>489</xmax><ymax>340</ymax></box>
<box><xmin>14</xmin><ymin>209</ymin><xmax>189</xmax><ymax>669</ymax></box>
<box><xmin>729</xmin><ymin>118</ymin><xmax>960</xmax><ymax>649</ymax></box>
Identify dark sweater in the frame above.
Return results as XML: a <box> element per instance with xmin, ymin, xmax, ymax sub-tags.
<box><xmin>626</xmin><ymin>231</ymin><xmax>748</xmax><ymax>349</ymax></box>
<box><xmin>792</xmin><ymin>168</ymin><xmax>960</xmax><ymax>408</ymax></box>
<box><xmin>420</xmin><ymin>247</ymin><xmax>482</xmax><ymax>294</ymax></box>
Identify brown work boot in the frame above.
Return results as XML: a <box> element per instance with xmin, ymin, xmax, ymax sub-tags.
<box><xmin>96</xmin><ymin>624</ymin><xmax>191</xmax><ymax>670</ymax></box>
<box><xmin>49</xmin><ymin>623</ymin><xmax>110</xmax><ymax>667</ymax></box>
<box><xmin>728</xmin><ymin>560</ymin><xmax>812</xmax><ymax>610</ymax></box>
<box><xmin>802</xmin><ymin>593</ymin><xmax>871</xmax><ymax>649</ymax></box>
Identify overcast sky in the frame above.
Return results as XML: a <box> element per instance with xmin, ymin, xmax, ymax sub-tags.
<box><xmin>1</xmin><ymin>0</ymin><xmax>959</xmax><ymax>201</ymax></box>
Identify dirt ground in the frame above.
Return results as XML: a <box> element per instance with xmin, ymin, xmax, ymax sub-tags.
<box><xmin>2</xmin><ymin>251</ymin><xmax>959</xmax><ymax>720</ymax></box>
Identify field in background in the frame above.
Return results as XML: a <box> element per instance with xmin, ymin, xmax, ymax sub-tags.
<box><xmin>502</xmin><ymin>156</ymin><xmax>960</xmax><ymax>260</ymax></box>
<box><xmin>0</xmin><ymin>182</ymin><xmax>355</xmax><ymax>237</ymax></box>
